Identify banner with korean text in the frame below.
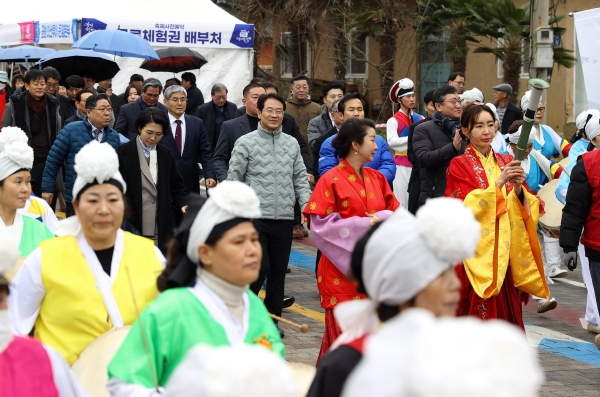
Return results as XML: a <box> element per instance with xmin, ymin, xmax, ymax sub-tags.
<box><xmin>81</xmin><ymin>18</ymin><xmax>254</xmax><ymax>49</ymax></box>
<box><xmin>35</xmin><ymin>20</ymin><xmax>79</xmax><ymax>44</ymax></box>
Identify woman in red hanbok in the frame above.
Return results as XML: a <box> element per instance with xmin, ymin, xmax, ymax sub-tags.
<box><xmin>304</xmin><ymin>118</ymin><xmax>399</xmax><ymax>362</ymax></box>
<box><xmin>444</xmin><ymin>104</ymin><xmax>548</xmax><ymax>329</ymax></box>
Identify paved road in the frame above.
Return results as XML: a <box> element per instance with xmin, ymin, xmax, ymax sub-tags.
<box><xmin>279</xmin><ymin>237</ymin><xmax>600</xmax><ymax>397</ymax></box>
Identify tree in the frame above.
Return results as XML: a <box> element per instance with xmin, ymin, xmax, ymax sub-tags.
<box><xmin>467</xmin><ymin>0</ymin><xmax>575</xmax><ymax>103</ymax></box>
<box><xmin>415</xmin><ymin>0</ymin><xmax>481</xmax><ymax>74</ymax></box>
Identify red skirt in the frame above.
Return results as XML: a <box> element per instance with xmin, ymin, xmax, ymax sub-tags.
<box><xmin>317</xmin><ymin>308</ymin><xmax>342</xmax><ymax>365</ymax></box>
<box><xmin>455</xmin><ymin>264</ymin><xmax>528</xmax><ymax>331</ymax></box>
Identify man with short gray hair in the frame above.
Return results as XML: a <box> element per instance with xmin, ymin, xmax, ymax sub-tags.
<box><xmin>114</xmin><ymin>78</ymin><xmax>168</xmax><ymax>140</ymax></box>
<box><xmin>161</xmin><ymin>85</ymin><xmax>215</xmax><ymax>201</ymax></box>
<box><xmin>493</xmin><ymin>83</ymin><xmax>522</xmax><ymax>135</ymax></box>
<box><xmin>195</xmin><ymin>83</ymin><xmax>238</xmax><ymax>151</ymax></box>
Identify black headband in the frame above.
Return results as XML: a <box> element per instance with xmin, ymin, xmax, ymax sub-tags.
<box><xmin>75</xmin><ymin>178</ymin><xmax>124</xmax><ymax>200</ymax></box>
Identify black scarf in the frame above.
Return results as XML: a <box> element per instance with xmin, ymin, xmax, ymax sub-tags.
<box><xmin>432</xmin><ymin>110</ymin><xmax>461</xmax><ymax>136</ymax></box>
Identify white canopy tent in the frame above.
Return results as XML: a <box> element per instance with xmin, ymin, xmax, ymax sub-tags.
<box><xmin>2</xmin><ymin>0</ymin><xmax>253</xmax><ymax>104</ymax></box>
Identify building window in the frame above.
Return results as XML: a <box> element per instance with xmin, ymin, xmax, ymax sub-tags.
<box><xmin>346</xmin><ymin>29</ymin><xmax>368</xmax><ymax>77</ymax></box>
<box><xmin>497</xmin><ymin>38</ymin><xmax>531</xmax><ymax>79</ymax></box>
<box><xmin>280</xmin><ymin>32</ymin><xmax>310</xmax><ymax>78</ymax></box>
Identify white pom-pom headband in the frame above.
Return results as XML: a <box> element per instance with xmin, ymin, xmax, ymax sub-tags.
<box><xmin>186</xmin><ymin>181</ymin><xmax>262</xmax><ymax>265</ymax></box>
<box><xmin>0</xmin><ymin>126</ymin><xmax>28</xmax><ymax>152</ymax></box>
<box><xmin>362</xmin><ymin>197</ymin><xmax>480</xmax><ymax>306</ymax></box>
<box><xmin>0</xmin><ymin>141</ymin><xmax>34</xmax><ymax>182</ymax></box>
<box><xmin>71</xmin><ymin>141</ymin><xmax>126</xmax><ymax>199</ymax></box>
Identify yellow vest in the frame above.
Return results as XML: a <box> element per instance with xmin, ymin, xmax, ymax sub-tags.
<box><xmin>36</xmin><ymin>232</ymin><xmax>162</xmax><ymax>365</ymax></box>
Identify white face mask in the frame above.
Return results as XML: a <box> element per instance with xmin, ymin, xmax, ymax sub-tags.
<box><xmin>0</xmin><ymin>83</ymin><xmax>6</xmax><ymax>92</ymax></box>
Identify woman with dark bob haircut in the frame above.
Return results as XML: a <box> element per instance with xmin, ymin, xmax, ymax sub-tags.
<box><xmin>116</xmin><ymin>107</ymin><xmax>188</xmax><ymax>252</ymax></box>
<box><xmin>445</xmin><ymin>103</ymin><xmax>548</xmax><ymax>329</ymax></box>
<box><xmin>304</xmin><ymin>117</ymin><xmax>399</xmax><ymax>362</ymax></box>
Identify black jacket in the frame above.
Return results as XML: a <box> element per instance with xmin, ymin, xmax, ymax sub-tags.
<box><xmin>559</xmin><ymin>154</ymin><xmax>600</xmax><ymax>261</ymax></box>
<box><xmin>195</xmin><ymin>100</ymin><xmax>238</xmax><ymax>150</ymax></box>
<box><xmin>407</xmin><ymin>117</ymin><xmax>431</xmax><ymax>214</ymax></box>
<box><xmin>495</xmin><ymin>101</ymin><xmax>523</xmax><ymax>135</ymax></box>
<box><xmin>159</xmin><ymin>114</ymin><xmax>215</xmax><ymax>194</ymax></box>
<box><xmin>114</xmin><ymin>97</ymin><xmax>168</xmax><ymax>141</ymax></box>
<box><xmin>185</xmin><ymin>85</ymin><xmax>204</xmax><ymax>116</ymax></box>
<box><xmin>412</xmin><ymin>119</ymin><xmax>465</xmax><ymax>208</ymax></box>
<box><xmin>57</xmin><ymin>95</ymin><xmax>77</xmax><ymax>127</ymax></box>
<box><xmin>213</xmin><ymin>113</ymin><xmax>312</xmax><ymax>182</ymax></box>
<box><xmin>116</xmin><ymin>140</ymin><xmax>188</xmax><ymax>253</ymax></box>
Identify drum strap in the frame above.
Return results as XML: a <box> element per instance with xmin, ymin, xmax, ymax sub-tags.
<box><xmin>76</xmin><ymin>231</ymin><xmax>124</xmax><ymax>327</ymax></box>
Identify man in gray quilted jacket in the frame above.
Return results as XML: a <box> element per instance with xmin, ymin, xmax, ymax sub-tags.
<box><xmin>228</xmin><ymin>93</ymin><xmax>311</xmax><ymax>336</ymax></box>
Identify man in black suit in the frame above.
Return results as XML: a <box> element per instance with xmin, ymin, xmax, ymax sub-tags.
<box><xmin>181</xmin><ymin>72</ymin><xmax>204</xmax><ymax>116</ymax></box>
<box><xmin>195</xmin><ymin>83</ymin><xmax>238</xmax><ymax>151</ymax></box>
<box><xmin>161</xmin><ymin>85</ymin><xmax>216</xmax><ymax>194</ymax></box>
<box><xmin>114</xmin><ymin>78</ymin><xmax>168</xmax><ymax>141</ymax></box>
<box><xmin>213</xmin><ymin>82</ymin><xmax>312</xmax><ymax>183</ymax></box>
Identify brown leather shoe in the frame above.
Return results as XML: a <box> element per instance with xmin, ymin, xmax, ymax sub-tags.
<box><xmin>301</xmin><ymin>224</ymin><xmax>309</xmax><ymax>237</ymax></box>
<box><xmin>293</xmin><ymin>225</ymin><xmax>304</xmax><ymax>239</ymax></box>
<box><xmin>595</xmin><ymin>334</ymin><xmax>600</xmax><ymax>350</ymax></box>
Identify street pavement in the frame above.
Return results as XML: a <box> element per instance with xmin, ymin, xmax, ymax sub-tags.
<box><xmin>280</xmin><ymin>236</ymin><xmax>600</xmax><ymax>397</ymax></box>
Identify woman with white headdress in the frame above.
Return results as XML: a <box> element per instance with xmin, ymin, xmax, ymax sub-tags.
<box><xmin>307</xmin><ymin>197</ymin><xmax>479</xmax><ymax>397</ymax></box>
<box><xmin>339</xmin><ymin>198</ymin><xmax>543</xmax><ymax>397</ymax></box>
<box><xmin>0</xmin><ymin>126</ymin><xmax>54</xmax><ymax>256</ymax></box>
<box><xmin>520</xmin><ymin>89</ymin><xmax>571</xmax><ymax>160</ymax></box>
<box><xmin>0</xmin><ymin>227</ymin><xmax>90</xmax><ymax>397</ymax></box>
<box><xmin>107</xmin><ymin>181</ymin><xmax>284</xmax><ymax>396</ymax></box>
<box><xmin>342</xmin><ymin>308</ymin><xmax>543</xmax><ymax>397</ymax></box>
<box><xmin>1</xmin><ymin>126</ymin><xmax>59</xmax><ymax>233</ymax></box>
<box><xmin>386</xmin><ymin>78</ymin><xmax>424</xmax><ymax>207</ymax></box>
<box><xmin>9</xmin><ymin>140</ymin><xmax>164</xmax><ymax>366</ymax></box>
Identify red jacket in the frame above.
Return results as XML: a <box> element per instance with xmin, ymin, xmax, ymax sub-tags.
<box><xmin>581</xmin><ymin>149</ymin><xmax>600</xmax><ymax>251</ymax></box>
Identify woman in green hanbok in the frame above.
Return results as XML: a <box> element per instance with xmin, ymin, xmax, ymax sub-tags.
<box><xmin>107</xmin><ymin>181</ymin><xmax>284</xmax><ymax>395</ymax></box>
<box><xmin>0</xmin><ymin>128</ymin><xmax>53</xmax><ymax>257</ymax></box>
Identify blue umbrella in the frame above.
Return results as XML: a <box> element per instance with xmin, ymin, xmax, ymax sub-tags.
<box><xmin>0</xmin><ymin>45</ymin><xmax>56</xmax><ymax>63</ymax></box>
<box><xmin>38</xmin><ymin>50</ymin><xmax>120</xmax><ymax>83</ymax></box>
<box><xmin>72</xmin><ymin>30</ymin><xmax>159</xmax><ymax>60</ymax></box>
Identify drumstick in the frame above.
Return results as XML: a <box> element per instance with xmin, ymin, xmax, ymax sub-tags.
<box><xmin>557</xmin><ymin>163</ymin><xmax>571</xmax><ymax>178</ymax></box>
<box><xmin>270</xmin><ymin>313</ymin><xmax>310</xmax><ymax>333</ymax></box>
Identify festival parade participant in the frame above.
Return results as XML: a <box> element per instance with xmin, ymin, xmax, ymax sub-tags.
<box><xmin>560</xmin><ymin>115</ymin><xmax>600</xmax><ymax>349</ymax></box>
<box><xmin>164</xmin><ymin>345</ymin><xmax>297</xmax><ymax>397</ymax></box>
<box><xmin>520</xmin><ymin>91</ymin><xmax>570</xmax><ymax>282</ymax></box>
<box><xmin>308</xmin><ymin>197</ymin><xmax>480</xmax><ymax>397</ymax></box>
<box><xmin>0</xmin><ymin>126</ymin><xmax>54</xmax><ymax>256</ymax></box>
<box><xmin>9</xmin><ymin>141</ymin><xmax>164</xmax><ymax>365</ymax></box>
<box><xmin>386</xmin><ymin>78</ymin><xmax>424</xmax><ymax>208</ymax></box>
<box><xmin>304</xmin><ymin>117</ymin><xmax>399</xmax><ymax>362</ymax></box>
<box><xmin>556</xmin><ymin>111</ymin><xmax>600</xmax><ymax>334</ymax></box>
<box><xmin>342</xmin><ymin>310</ymin><xmax>542</xmax><ymax>397</ymax></box>
<box><xmin>445</xmin><ymin>103</ymin><xmax>548</xmax><ymax>329</ymax></box>
<box><xmin>107</xmin><ymin>181</ymin><xmax>285</xmax><ymax>395</ymax></box>
<box><xmin>0</xmin><ymin>227</ymin><xmax>90</xmax><ymax>397</ymax></box>
<box><xmin>503</xmin><ymin>121</ymin><xmax>563</xmax><ymax>313</ymax></box>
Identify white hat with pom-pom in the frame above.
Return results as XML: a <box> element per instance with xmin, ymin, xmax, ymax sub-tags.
<box><xmin>361</xmin><ymin>197</ymin><xmax>480</xmax><ymax>306</ymax></box>
<box><xmin>164</xmin><ymin>344</ymin><xmax>297</xmax><ymax>397</ymax></box>
<box><xmin>55</xmin><ymin>140</ymin><xmax>126</xmax><ymax>237</ymax></box>
<box><xmin>389</xmin><ymin>78</ymin><xmax>415</xmax><ymax>103</ymax></box>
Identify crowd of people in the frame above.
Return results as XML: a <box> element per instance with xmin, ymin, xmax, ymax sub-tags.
<box><xmin>0</xmin><ymin>64</ymin><xmax>597</xmax><ymax>396</ymax></box>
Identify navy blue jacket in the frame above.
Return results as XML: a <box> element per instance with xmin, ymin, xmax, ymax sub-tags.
<box><xmin>41</xmin><ymin>118</ymin><xmax>121</xmax><ymax>201</ymax></box>
<box><xmin>160</xmin><ymin>114</ymin><xmax>215</xmax><ymax>194</ymax></box>
<box><xmin>114</xmin><ymin>97</ymin><xmax>168</xmax><ymax>141</ymax></box>
<box><xmin>213</xmin><ymin>114</ymin><xmax>312</xmax><ymax>182</ymax></box>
